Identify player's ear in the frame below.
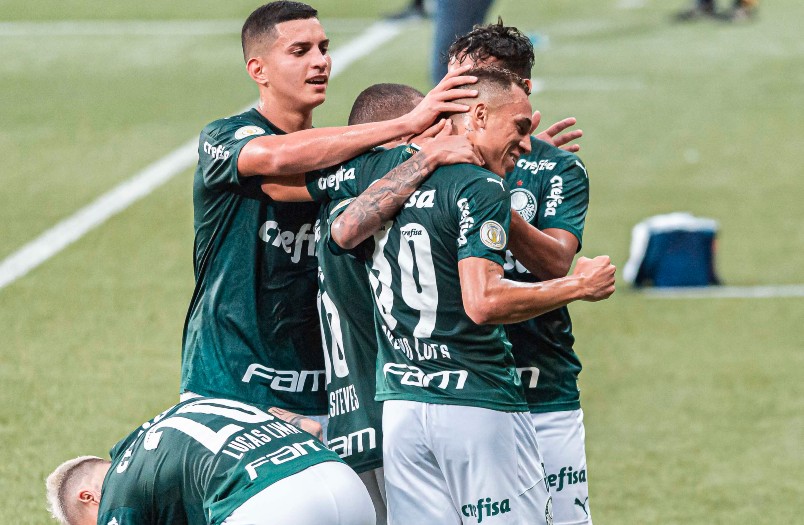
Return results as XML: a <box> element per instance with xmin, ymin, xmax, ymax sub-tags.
<box><xmin>473</xmin><ymin>102</ymin><xmax>489</xmax><ymax>130</ymax></box>
<box><xmin>247</xmin><ymin>57</ymin><xmax>269</xmax><ymax>86</ymax></box>
<box><xmin>78</xmin><ymin>488</ymin><xmax>101</xmax><ymax>505</ymax></box>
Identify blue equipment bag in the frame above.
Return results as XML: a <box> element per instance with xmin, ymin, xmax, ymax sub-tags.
<box><xmin>623</xmin><ymin>212</ymin><xmax>720</xmax><ymax>288</ymax></box>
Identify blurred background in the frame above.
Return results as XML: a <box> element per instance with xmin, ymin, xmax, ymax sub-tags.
<box><xmin>1</xmin><ymin>1</ymin><xmax>801</xmax><ymax>522</ymax></box>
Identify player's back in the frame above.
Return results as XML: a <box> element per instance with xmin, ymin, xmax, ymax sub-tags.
<box><xmin>368</xmin><ymin>163</ymin><xmax>528</xmax><ymax>412</ymax></box>
<box><xmin>98</xmin><ymin>397</ymin><xmax>342</xmax><ymax>525</ymax></box>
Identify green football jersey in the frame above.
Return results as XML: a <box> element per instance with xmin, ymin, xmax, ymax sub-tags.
<box><xmin>349</xmin><ymin>164</ymin><xmax>527</xmax><ymax>412</ymax></box>
<box><xmin>314</xmin><ymin>146</ymin><xmax>413</xmax><ymax>473</ymax></box>
<box><xmin>181</xmin><ymin>108</ymin><xmax>326</xmax><ymax>415</ymax></box>
<box><xmin>97</xmin><ymin>397</ymin><xmax>342</xmax><ymax>525</ymax></box>
<box><xmin>503</xmin><ymin>137</ymin><xmax>590</xmax><ymax>413</ymax></box>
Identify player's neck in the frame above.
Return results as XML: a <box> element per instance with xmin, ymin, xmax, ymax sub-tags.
<box><xmin>257</xmin><ymin>93</ymin><xmax>315</xmax><ymax>133</ymax></box>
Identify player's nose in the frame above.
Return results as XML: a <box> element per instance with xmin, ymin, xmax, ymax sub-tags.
<box><xmin>519</xmin><ymin>134</ymin><xmax>531</xmax><ymax>154</ymax></box>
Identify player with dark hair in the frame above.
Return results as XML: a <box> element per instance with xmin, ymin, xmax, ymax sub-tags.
<box><xmin>449</xmin><ymin>18</ymin><xmax>584</xmax><ymax>154</ymax></box>
<box><xmin>318</xmin><ymin>83</ymin><xmax>427</xmax><ymax>525</ymax></box>
<box><xmin>46</xmin><ymin>398</ymin><xmax>375</xmax><ymax>525</ymax></box>
<box><xmin>348</xmin><ymin>83</ymin><xmax>426</xmax><ymax>129</ymax></box>
<box><xmin>325</xmin><ymin>66</ymin><xmax>615</xmax><ymax>525</ymax></box>
<box><xmin>448</xmin><ymin>22</ymin><xmax>598</xmax><ymax>525</ymax></box>
<box><xmin>181</xmin><ymin>1</ymin><xmax>478</xmax><ymax>431</ymax></box>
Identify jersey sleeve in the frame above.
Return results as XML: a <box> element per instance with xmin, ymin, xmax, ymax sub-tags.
<box><xmin>454</xmin><ymin>174</ymin><xmax>512</xmax><ymax>265</ymax></box>
<box><xmin>197</xmin><ymin>120</ymin><xmax>270</xmax><ymax>192</ymax></box>
<box><xmin>307</xmin><ymin>145</ymin><xmax>416</xmax><ymax>203</ymax></box>
<box><xmin>537</xmin><ymin>157</ymin><xmax>589</xmax><ymax>250</ymax></box>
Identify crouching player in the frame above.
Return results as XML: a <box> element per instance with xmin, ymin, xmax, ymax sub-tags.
<box><xmin>46</xmin><ymin>397</ymin><xmax>374</xmax><ymax>525</ymax></box>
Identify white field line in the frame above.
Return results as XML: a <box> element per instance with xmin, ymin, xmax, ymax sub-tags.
<box><xmin>0</xmin><ymin>19</ymin><xmax>406</xmax><ymax>291</ymax></box>
<box><xmin>530</xmin><ymin>78</ymin><xmax>645</xmax><ymax>93</ymax></box>
<box><xmin>638</xmin><ymin>285</ymin><xmax>804</xmax><ymax>299</ymax></box>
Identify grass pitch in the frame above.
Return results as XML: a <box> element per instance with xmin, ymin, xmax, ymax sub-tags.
<box><xmin>1</xmin><ymin>1</ymin><xmax>802</xmax><ymax>523</ymax></box>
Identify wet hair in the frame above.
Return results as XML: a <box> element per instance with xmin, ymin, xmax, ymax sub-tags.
<box><xmin>241</xmin><ymin>1</ymin><xmax>319</xmax><ymax>61</ymax></box>
<box><xmin>348</xmin><ymin>83</ymin><xmax>426</xmax><ymax>125</ymax></box>
<box><xmin>46</xmin><ymin>456</ymin><xmax>107</xmax><ymax>525</ymax></box>
<box><xmin>447</xmin><ymin>18</ymin><xmax>535</xmax><ymax>79</ymax></box>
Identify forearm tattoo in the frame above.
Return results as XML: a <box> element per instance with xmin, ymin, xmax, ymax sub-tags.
<box><xmin>267</xmin><ymin>407</ymin><xmax>305</xmax><ymax>430</ymax></box>
<box><xmin>338</xmin><ymin>150</ymin><xmax>433</xmax><ymax>241</ymax></box>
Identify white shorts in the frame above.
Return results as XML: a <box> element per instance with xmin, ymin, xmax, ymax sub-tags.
<box><xmin>532</xmin><ymin>409</ymin><xmax>591</xmax><ymax>525</ymax></box>
<box><xmin>383</xmin><ymin>400</ymin><xmax>552</xmax><ymax>525</ymax></box>
<box><xmin>223</xmin><ymin>461</ymin><xmax>375</xmax><ymax>525</ymax></box>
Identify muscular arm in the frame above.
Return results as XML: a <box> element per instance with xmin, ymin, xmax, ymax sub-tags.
<box><xmin>331</xmin><ymin>126</ymin><xmax>481</xmax><ymax>250</ymax></box>
<box><xmin>238</xmin><ymin>65</ymin><xmax>478</xmax><ymax>178</ymax></box>
<box><xmin>508</xmin><ymin>211</ymin><xmax>578</xmax><ymax>279</ymax></box>
<box><xmin>458</xmin><ymin>256</ymin><xmax>615</xmax><ymax>325</ymax></box>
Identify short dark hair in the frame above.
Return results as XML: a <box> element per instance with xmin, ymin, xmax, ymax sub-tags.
<box><xmin>348</xmin><ymin>83</ymin><xmax>425</xmax><ymax>125</ymax></box>
<box><xmin>241</xmin><ymin>1</ymin><xmax>318</xmax><ymax>61</ymax></box>
<box><xmin>447</xmin><ymin>19</ymin><xmax>535</xmax><ymax>79</ymax></box>
<box><xmin>459</xmin><ymin>66</ymin><xmax>530</xmax><ymax>99</ymax></box>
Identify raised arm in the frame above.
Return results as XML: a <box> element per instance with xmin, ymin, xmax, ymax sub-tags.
<box><xmin>331</xmin><ymin>121</ymin><xmax>482</xmax><ymax>250</ymax></box>
<box><xmin>238</xmin><ymin>65</ymin><xmax>479</xmax><ymax>177</ymax></box>
<box><xmin>458</xmin><ymin>255</ymin><xmax>615</xmax><ymax>325</ymax></box>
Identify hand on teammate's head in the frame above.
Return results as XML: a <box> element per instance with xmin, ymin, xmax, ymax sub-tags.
<box><xmin>404</xmin><ymin>64</ymin><xmax>478</xmax><ymax>134</ymax></box>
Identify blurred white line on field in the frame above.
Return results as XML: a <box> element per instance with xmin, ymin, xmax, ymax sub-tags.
<box><xmin>639</xmin><ymin>285</ymin><xmax>804</xmax><ymax>299</ymax></box>
<box><xmin>0</xmin><ymin>18</ymin><xmax>406</xmax><ymax>291</ymax></box>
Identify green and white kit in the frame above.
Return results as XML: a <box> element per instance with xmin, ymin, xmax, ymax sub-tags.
<box><xmin>97</xmin><ymin>397</ymin><xmax>344</xmax><ymax>525</ymax></box>
<box><xmin>505</xmin><ymin>136</ymin><xmax>592</xmax><ymax>525</ymax></box>
<box><xmin>182</xmin><ymin>109</ymin><xmax>325</xmax><ymax>415</ymax></box>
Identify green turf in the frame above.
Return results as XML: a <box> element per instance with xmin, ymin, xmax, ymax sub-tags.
<box><xmin>1</xmin><ymin>1</ymin><xmax>802</xmax><ymax>523</ymax></box>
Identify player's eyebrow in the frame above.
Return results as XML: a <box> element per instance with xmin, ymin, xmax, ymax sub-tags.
<box><xmin>288</xmin><ymin>38</ymin><xmax>329</xmax><ymax>49</ymax></box>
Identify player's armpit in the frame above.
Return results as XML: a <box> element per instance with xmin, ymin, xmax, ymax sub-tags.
<box><xmin>260</xmin><ymin>174</ymin><xmax>314</xmax><ymax>202</ymax></box>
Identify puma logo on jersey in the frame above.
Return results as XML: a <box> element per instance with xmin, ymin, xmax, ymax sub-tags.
<box><xmin>404</xmin><ymin>189</ymin><xmax>435</xmax><ymax>208</ymax></box>
<box><xmin>107</xmin><ymin>519</ymin><xmax>119</xmax><ymax>525</ymax></box>
<box><xmin>486</xmin><ymin>177</ymin><xmax>505</xmax><ymax>190</ymax></box>
<box><xmin>574</xmin><ymin>497</ymin><xmax>589</xmax><ymax>517</ymax></box>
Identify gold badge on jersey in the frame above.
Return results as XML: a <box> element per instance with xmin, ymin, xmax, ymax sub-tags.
<box><xmin>480</xmin><ymin>220</ymin><xmax>506</xmax><ymax>250</ymax></box>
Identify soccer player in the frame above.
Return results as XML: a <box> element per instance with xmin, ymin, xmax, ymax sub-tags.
<box><xmin>448</xmin><ymin>22</ymin><xmax>597</xmax><ymax>524</ymax></box>
<box><xmin>45</xmin><ymin>397</ymin><xmax>375</xmax><ymax>525</ymax></box>
<box><xmin>328</xmin><ymin>67</ymin><xmax>616</xmax><ymax>525</ymax></box>
<box><xmin>316</xmin><ymin>83</ymin><xmax>442</xmax><ymax>524</ymax></box>
<box><xmin>180</xmin><ymin>1</ymin><xmax>478</xmax><ymax>427</ymax></box>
